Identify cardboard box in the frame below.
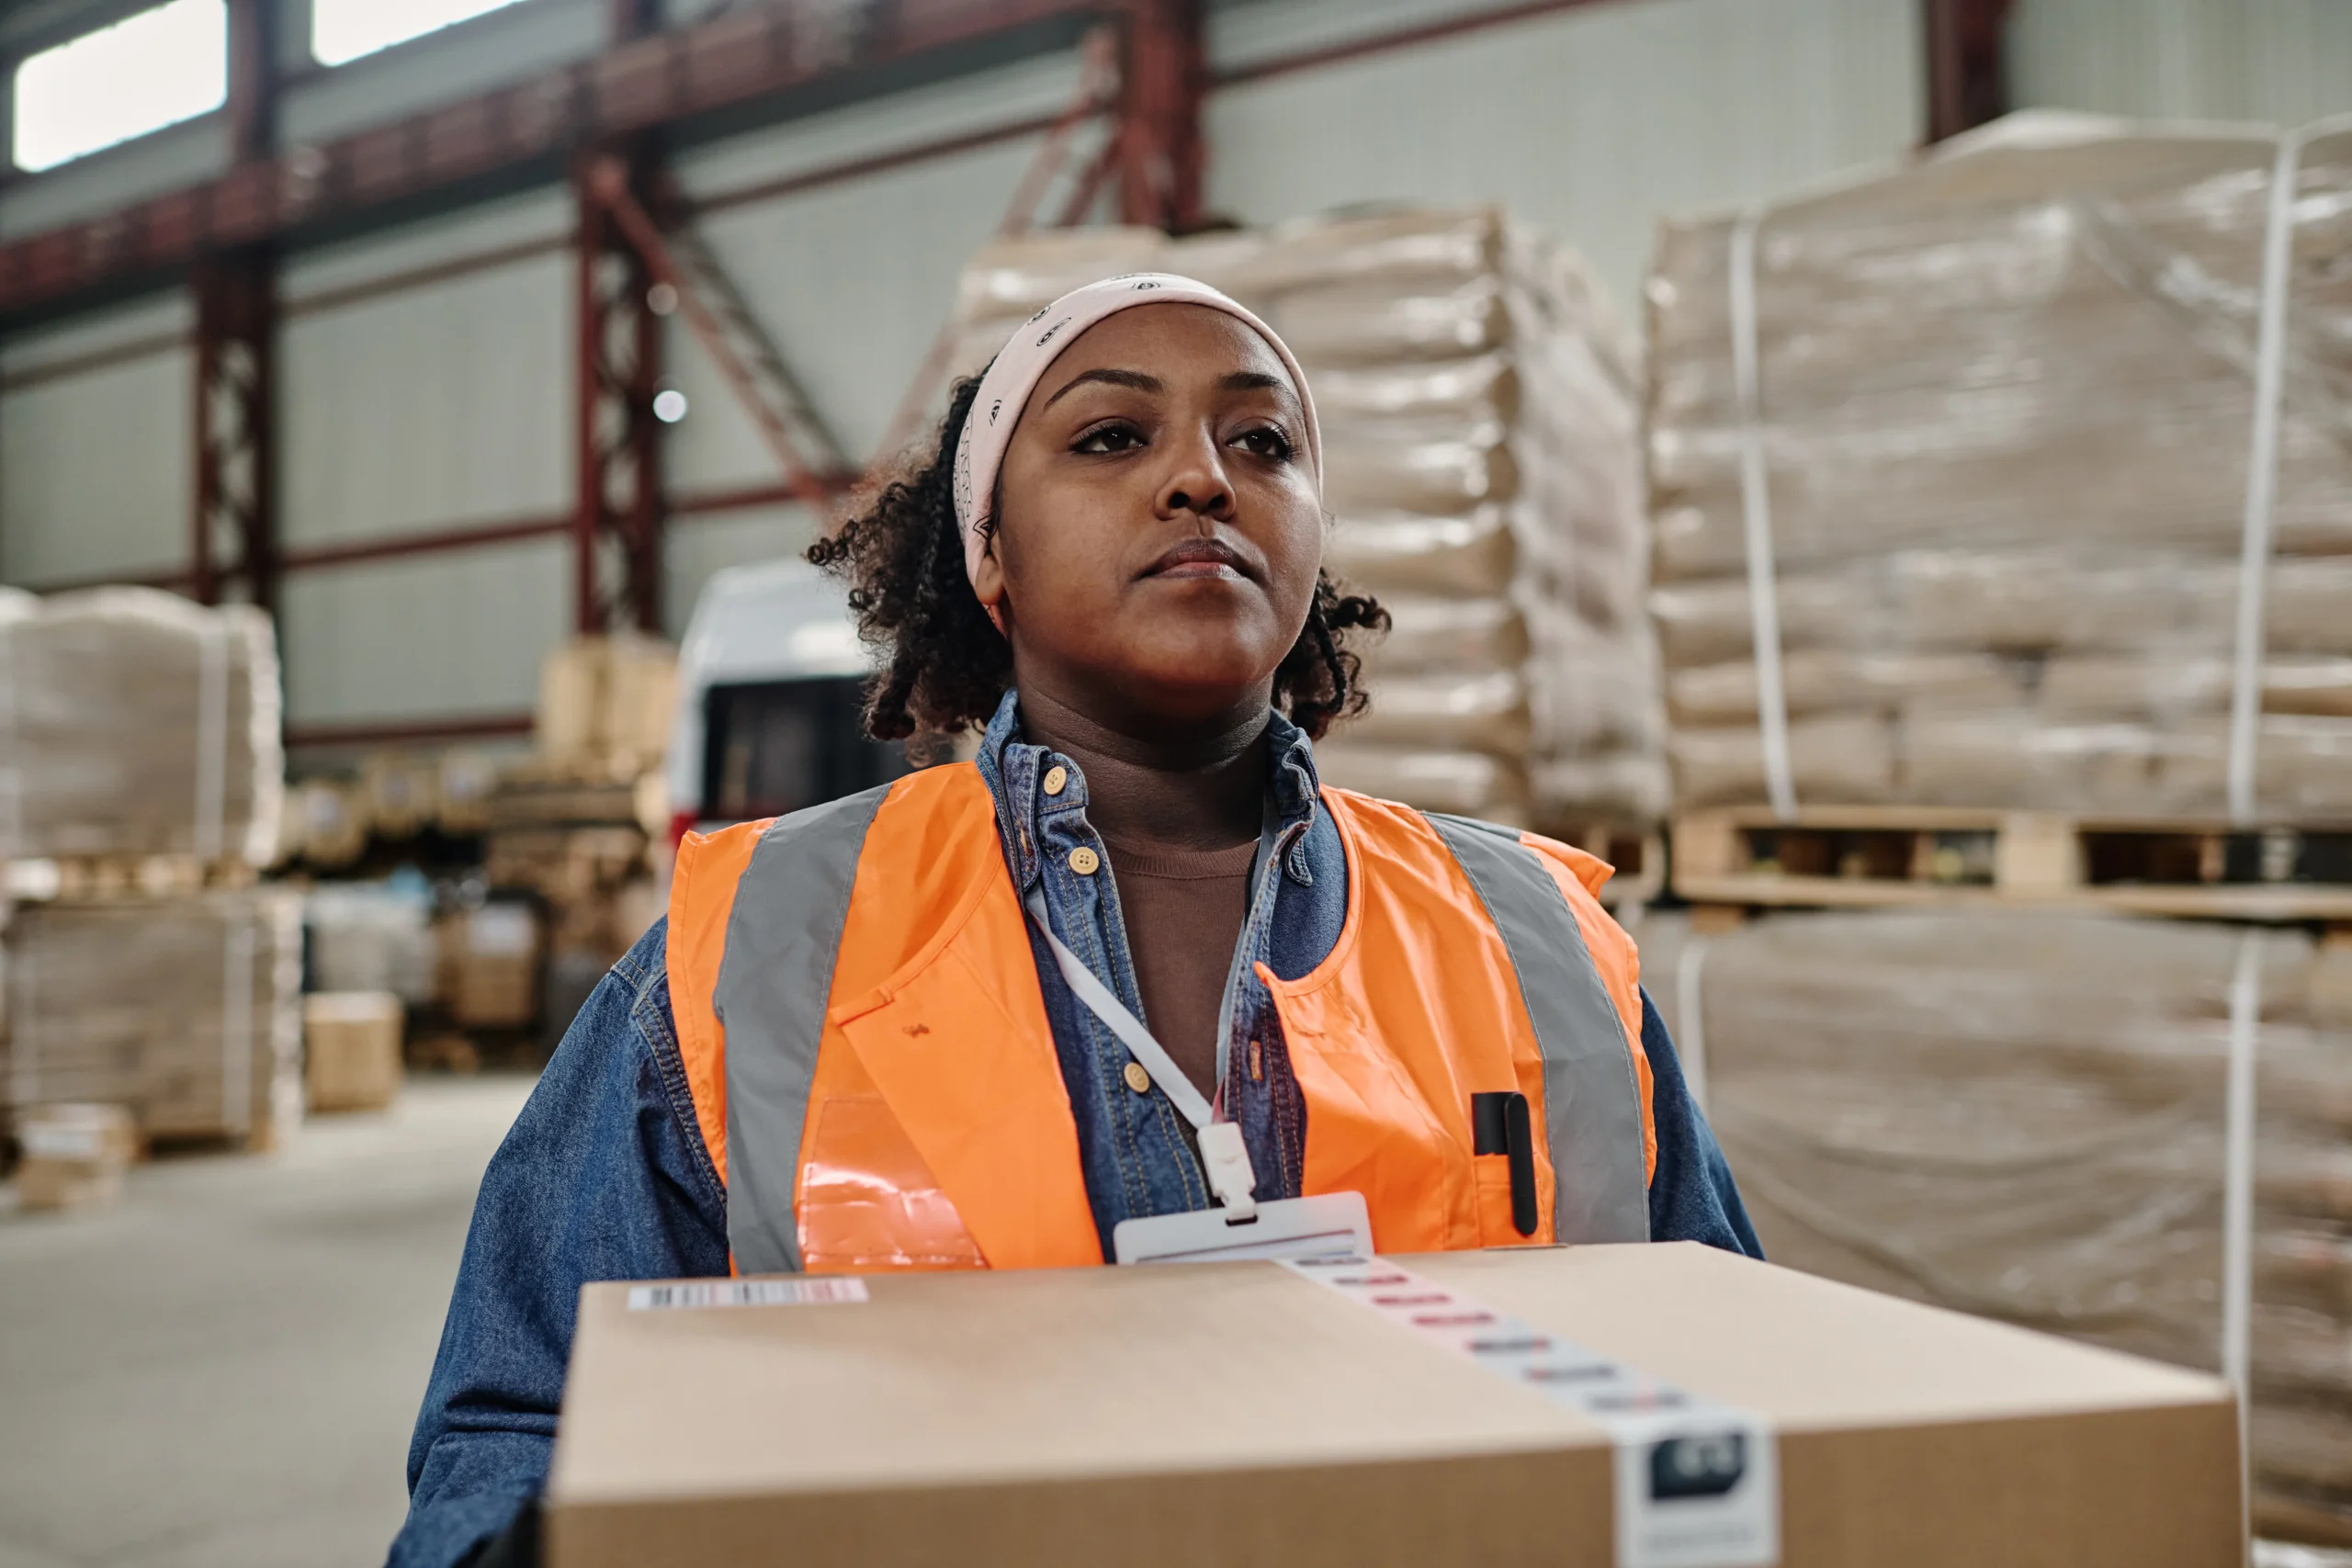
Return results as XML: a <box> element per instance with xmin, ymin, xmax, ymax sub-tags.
<box><xmin>302</xmin><ymin>991</ymin><xmax>403</xmax><ymax>1112</ymax></box>
<box><xmin>537</xmin><ymin>634</ymin><xmax>677</xmax><ymax>779</ymax></box>
<box><xmin>13</xmin><ymin>1103</ymin><xmax>137</xmax><ymax>1213</ymax></box>
<box><xmin>547</xmin><ymin>1243</ymin><xmax>2240</xmax><ymax>1568</ymax></box>
<box><xmin>439</xmin><ymin>904</ymin><xmax>540</xmax><ymax>1028</ymax></box>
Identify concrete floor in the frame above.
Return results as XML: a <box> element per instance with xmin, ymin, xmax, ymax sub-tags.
<box><xmin>0</xmin><ymin>1077</ymin><xmax>537</xmax><ymax>1568</ymax></box>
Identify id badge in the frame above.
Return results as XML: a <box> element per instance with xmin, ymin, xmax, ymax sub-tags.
<box><xmin>1112</xmin><ymin>1191</ymin><xmax>1374</xmax><ymax>1266</ymax></box>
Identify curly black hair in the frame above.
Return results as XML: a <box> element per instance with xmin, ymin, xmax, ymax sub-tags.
<box><xmin>808</xmin><ymin>371</ymin><xmax>1388</xmax><ymax>742</ymax></box>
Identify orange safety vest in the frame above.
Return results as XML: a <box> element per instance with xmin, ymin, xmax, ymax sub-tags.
<box><xmin>666</xmin><ymin>761</ymin><xmax>1655</xmax><ymax>1275</ymax></box>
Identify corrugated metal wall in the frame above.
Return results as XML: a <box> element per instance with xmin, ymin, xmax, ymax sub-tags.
<box><xmin>2009</xmin><ymin>0</ymin><xmax>2352</xmax><ymax>127</ymax></box>
<box><xmin>1208</xmin><ymin>0</ymin><xmax>1923</xmax><ymax>319</ymax></box>
<box><xmin>279</xmin><ymin>196</ymin><xmax>571</xmax><ymax>549</ymax></box>
<box><xmin>273</xmin><ymin>193</ymin><xmax>575</xmax><ymax>729</ymax></box>
<box><xmin>277</xmin><ymin>542</ymin><xmax>571</xmax><ymax>729</ymax></box>
<box><xmin>0</xmin><ymin>295</ymin><xmax>192</xmax><ymax>585</ymax></box>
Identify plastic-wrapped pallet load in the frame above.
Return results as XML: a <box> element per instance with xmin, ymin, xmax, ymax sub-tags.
<box><xmin>305</xmin><ymin>881</ymin><xmax>436</xmax><ymax>1006</ymax></box>
<box><xmin>1635</xmin><ymin>906</ymin><xmax>2352</xmax><ymax>1546</ymax></box>
<box><xmin>0</xmin><ymin>586</ymin><xmax>283</xmax><ymax>862</ymax></box>
<box><xmin>3</xmin><ymin>890</ymin><xmax>302</xmax><ymax>1146</ymax></box>
<box><xmin>1648</xmin><ymin>112</ymin><xmax>2352</xmax><ymax>818</ymax></box>
<box><xmin>948</xmin><ymin>209</ymin><xmax>1665</xmax><ymax>832</ymax></box>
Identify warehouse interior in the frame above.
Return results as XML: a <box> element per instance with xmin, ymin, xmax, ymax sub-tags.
<box><xmin>3</xmin><ymin>0</ymin><xmax>2352</xmax><ymax>1565</ymax></box>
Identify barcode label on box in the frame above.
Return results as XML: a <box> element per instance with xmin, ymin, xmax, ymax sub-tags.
<box><xmin>627</xmin><ymin>1278</ymin><xmax>869</xmax><ymax>1311</ymax></box>
<box><xmin>1281</xmin><ymin>1257</ymin><xmax>1779</xmax><ymax>1568</ymax></box>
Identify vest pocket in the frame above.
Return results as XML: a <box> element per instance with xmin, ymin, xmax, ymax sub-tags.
<box><xmin>799</xmin><ymin>1094</ymin><xmax>987</xmax><ymax>1271</ymax></box>
<box><xmin>1475</xmin><ymin>1158</ymin><xmax>1544</xmax><ymax>1247</ymax></box>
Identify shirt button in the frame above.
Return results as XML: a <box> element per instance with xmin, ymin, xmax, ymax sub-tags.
<box><xmin>1068</xmin><ymin>846</ymin><xmax>1100</xmax><ymax>875</ymax></box>
<box><xmin>1124</xmin><ymin>1060</ymin><xmax>1152</xmax><ymax>1095</ymax></box>
<box><xmin>1043</xmin><ymin>765</ymin><xmax>1069</xmax><ymax>796</ymax></box>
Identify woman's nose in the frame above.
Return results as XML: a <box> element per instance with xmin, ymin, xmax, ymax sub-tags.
<box><xmin>1156</xmin><ymin>428</ymin><xmax>1234</xmax><ymax>521</ymax></box>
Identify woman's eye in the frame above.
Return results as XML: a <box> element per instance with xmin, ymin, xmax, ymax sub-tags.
<box><xmin>1235</xmin><ymin>426</ymin><xmax>1295</xmax><ymax>461</ymax></box>
<box><xmin>1073</xmin><ymin>423</ymin><xmax>1144</xmax><ymax>454</ymax></box>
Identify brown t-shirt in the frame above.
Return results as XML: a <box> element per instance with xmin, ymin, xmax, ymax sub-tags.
<box><xmin>1102</xmin><ymin>834</ymin><xmax>1259</xmax><ymax>1100</ymax></box>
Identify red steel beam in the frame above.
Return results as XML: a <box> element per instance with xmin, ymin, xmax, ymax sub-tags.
<box><xmin>278</xmin><ymin>511</ymin><xmax>575</xmax><ymax>572</ymax></box>
<box><xmin>1924</xmin><ymin>0</ymin><xmax>2015</xmax><ymax>142</ymax></box>
<box><xmin>282</xmin><ymin>233</ymin><xmax>571</xmax><ymax>318</ymax></box>
<box><xmin>1114</xmin><ymin>0</ymin><xmax>1203</xmax><ymax>230</ymax></box>
<box><xmin>285</xmin><ymin>712</ymin><xmax>536</xmax><ymax>749</ymax></box>
<box><xmin>11</xmin><ymin>563</ymin><xmax>198</xmax><ymax>596</ymax></box>
<box><xmin>0</xmin><ymin>0</ymin><xmax>1121</xmax><ymax>321</ymax></box>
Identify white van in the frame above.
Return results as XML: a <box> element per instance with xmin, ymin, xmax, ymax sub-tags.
<box><xmin>662</xmin><ymin>558</ymin><xmax>911</xmax><ymax>843</ymax></box>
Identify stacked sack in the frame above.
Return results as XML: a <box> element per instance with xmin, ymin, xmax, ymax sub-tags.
<box><xmin>1637</xmin><ymin>908</ymin><xmax>2352</xmax><ymax>1547</ymax></box>
<box><xmin>3</xmin><ymin>891</ymin><xmax>303</xmax><ymax>1145</ymax></box>
<box><xmin>0</xmin><ymin>587</ymin><xmax>283</xmax><ymax>861</ymax></box>
<box><xmin>1648</xmin><ymin>115</ymin><xmax>2352</xmax><ymax>817</ymax></box>
<box><xmin>947</xmin><ymin>209</ymin><xmax>1664</xmax><ymax>830</ymax></box>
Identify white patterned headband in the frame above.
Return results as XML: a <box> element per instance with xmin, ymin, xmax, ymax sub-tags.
<box><xmin>950</xmin><ymin>272</ymin><xmax>1323</xmax><ymax>597</ymax></box>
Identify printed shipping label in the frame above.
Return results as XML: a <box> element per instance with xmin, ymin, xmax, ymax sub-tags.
<box><xmin>1281</xmin><ymin>1257</ymin><xmax>1778</xmax><ymax>1568</ymax></box>
<box><xmin>627</xmin><ymin>1278</ymin><xmax>869</xmax><ymax>1311</ymax></box>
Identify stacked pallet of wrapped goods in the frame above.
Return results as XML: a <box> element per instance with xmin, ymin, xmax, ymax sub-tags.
<box><xmin>1647</xmin><ymin>116</ymin><xmax>2352</xmax><ymax>822</ymax></box>
<box><xmin>0</xmin><ymin>592</ymin><xmax>292</xmax><ymax>1149</ymax></box>
<box><xmin>0</xmin><ymin>587</ymin><xmax>283</xmax><ymax>862</ymax></box>
<box><xmin>1636</xmin><ymin>907</ymin><xmax>2352</xmax><ymax>1546</ymax></box>
<box><xmin>457</xmin><ymin>633</ymin><xmax>676</xmax><ymax>1044</ymax></box>
<box><xmin>948</xmin><ymin>209</ymin><xmax>1665</xmax><ymax>842</ymax></box>
<box><xmin>4</xmin><ymin>891</ymin><xmax>303</xmax><ymax>1146</ymax></box>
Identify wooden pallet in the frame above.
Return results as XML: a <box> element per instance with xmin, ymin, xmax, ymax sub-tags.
<box><xmin>1672</xmin><ymin>805</ymin><xmax>2352</xmax><ymax>921</ymax></box>
<box><xmin>3</xmin><ymin>854</ymin><xmax>260</xmax><ymax>903</ymax></box>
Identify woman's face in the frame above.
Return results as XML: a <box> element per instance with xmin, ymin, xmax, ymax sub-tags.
<box><xmin>974</xmin><ymin>303</ymin><xmax>1323</xmax><ymax>736</ymax></box>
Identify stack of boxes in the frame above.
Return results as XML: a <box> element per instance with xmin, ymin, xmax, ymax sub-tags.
<box><xmin>948</xmin><ymin>209</ymin><xmax>1663</xmax><ymax>877</ymax></box>
<box><xmin>476</xmin><ymin>634</ymin><xmax>675</xmax><ymax>1044</ymax></box>
<box><xmin>1642</xmin><ymin>115</ymin><xmax>2352</xmax><ymax>1546</ymax></box>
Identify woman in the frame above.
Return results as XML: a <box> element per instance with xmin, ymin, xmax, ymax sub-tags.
<box><xmin>391</xmin><ymin>276</ymin><xmax>1757</xmax><ymax>1568</ymax></box>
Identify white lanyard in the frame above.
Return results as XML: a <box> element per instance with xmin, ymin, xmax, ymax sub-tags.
<box><xmin>1022</xmin><ymin>891</ymin><xmax>1260</xmax><ymax>1221</ymax></box>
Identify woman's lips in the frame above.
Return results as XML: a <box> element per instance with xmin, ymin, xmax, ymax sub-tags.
<box><xmin>1146</xmin><ymin>539</ymin><xmax>1253</xmax><ymax>581</ymax></box>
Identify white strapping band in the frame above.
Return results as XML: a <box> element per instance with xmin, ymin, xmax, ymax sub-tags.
<box><xmin>1728</xmin><ymin>211</ymin><xmax>1797</xmax><ymax>822</ymax></box>
<box><xmin>9</xmin><ymin>940</ymin><xmax>36</xmax><ymax>1115</ymax></box>
<box><xmin>0</xmin><ymin>614</ymin><xmax>19</xmax><ymax>861</ymax></box>
<box><xmin>194</xmin><ymin>620</ymin><xmax>229</xmax><ymax>863</ymax></box>
<box><xmin>2227</xmin><ymin>130</ymin><xmax>2303</xmax><ymax>827</ymax></box>
<box><xmin>221</xmin><ymin>909</ymin><xmax>255</xmax><ymax>1136</ymax></box>
<box><xmin>2221</xmin><ymin>931</ymin><xmax>2262</xmax><ymax>1503</ymax></box>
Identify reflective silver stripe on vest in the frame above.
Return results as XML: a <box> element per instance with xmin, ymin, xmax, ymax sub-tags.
<box><xmin>712</xmin><ymin>782</ymin><xmax>896</xmax><ymax>1274</ymax></box>
<box><xmin>1425</xmin><ymin>813</ymin><xmax>1652</xmax><ymax>1244</ymax></box>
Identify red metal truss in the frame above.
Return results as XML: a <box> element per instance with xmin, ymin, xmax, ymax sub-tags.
<box><xmin>0</xmin><ymin>0</ymin><xmax>1138</xmax><ymax>323</ymax></box>
<box><xmin>1113</xmin><ymin>0</ymin><xmax>1204</xmax><ymax>231</ymax></box>
<box><xmin>191</xmin><ymin>250</ymin><xmax>278</xmax><ymax>610</ymax></box>
<box><xmin>572</xmin><ymin>147</ymin><xmax>666</xmax><ymax>636</ymax></box>
<box><xmin>583</xmin><ymin>157</ymin><xmax>849</xmax><ymax>510</ymax></box>
<box><xmin>191</xmin><ymin>0</ymin><xmax>282</xmax><ymax>612</ymax></box>
<box><xmin>1924</xmin><ymin>0</ymin><xmax>2016</xmax><ymax>143</ymax></box>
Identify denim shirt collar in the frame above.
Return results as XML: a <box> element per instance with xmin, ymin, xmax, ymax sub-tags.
<box><xmin>974</xmin><ymin>687</ymin><xmax>1321</xmax><ymax>892</ymax></box>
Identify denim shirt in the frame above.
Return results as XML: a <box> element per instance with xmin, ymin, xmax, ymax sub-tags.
<box><xmin>390</xmin><ymin>694</ymin><xmax>1758</xmax><ymax>1568</ymax></box>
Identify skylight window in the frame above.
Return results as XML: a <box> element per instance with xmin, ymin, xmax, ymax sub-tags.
<box><xmin>11</xmin><ymin>0</ymin><xmax>227</xmax><ymax>174</ymax></box>
<box><xmin>311</xmin><ymin>0</ymin><xmax>529</xmax><ymax>67</ymax></box>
